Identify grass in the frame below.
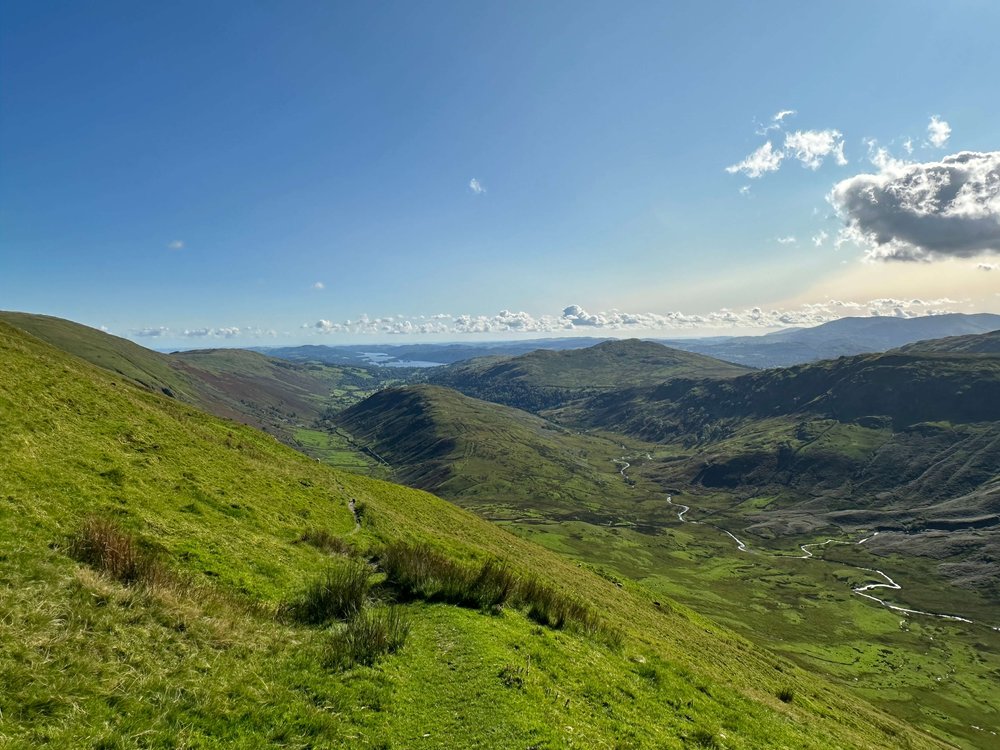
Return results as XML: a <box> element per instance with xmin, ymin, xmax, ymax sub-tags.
<box><xmin>0</xmin><ymin>319</ymin><xmax>951</xmax><ymax>748</ymax></box>
<box><xmin>67</xmin><ymin>516</ymin><xmax>167</xmax><ymax>588</ymax></box>
<box><xmin>282</xmin><ymin>559</ymin><xmax>373</xmax><ymax>624</ymax></box>
<box><xmin>379</xmin><ymin>542</ymin><xmax>517</xmax><ymax>611</ymax></box>
<box><xmin>325</xmin><ymin>606</ymin><xmax>411</xmax><ymax>668</ymax></box>
<box><xmin>299</xmin><ymin>527</ymin><xmax>357</xmax><ymax>555</ymax></box>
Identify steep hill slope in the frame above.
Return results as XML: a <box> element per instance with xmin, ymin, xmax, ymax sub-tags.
<box><xmin>427</xmin><ymin>338</ymin><xmax>751</xmax><ymax>412</ymax></box>
<box><xmin>0</xmin><ymin>312</ymin><xmax>385</xmax><ymax>467</ymax></box>
<box><xmin>658</xmin><ymin>312</ymin><xmax>1000</xmax><ymax>367</ymax></box>
<box><xmin>336</xmin><ymin>385</ymin><xmax>653</xmax><ymax>525</ymax></box>
<box><xmin>0</xmin><ymin>321</ymin><xmax>944</xmax><ymax>748</ymax></box>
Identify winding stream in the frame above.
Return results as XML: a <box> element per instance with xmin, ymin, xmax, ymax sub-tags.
<box><xmin>621</xmin><ymin>454</ymin><xmax>999</xmax><ymax>632</ymax></box>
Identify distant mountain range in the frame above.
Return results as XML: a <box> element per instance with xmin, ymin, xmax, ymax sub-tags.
<box><xmin>254</xmin><ymin>313</ymin><xmax>1000</xmax><ymax>370</ymax></box>
<box><xmin>657</xmin><ymin>313</ymin><xmax>1000</xmax><ymax>368</ymax></box>
<box><xmin>254</xmin><ymin>337</ymin><xmax>612</xmax><ymax>367</ymax></box>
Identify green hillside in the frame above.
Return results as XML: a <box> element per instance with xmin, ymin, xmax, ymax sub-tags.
<box><xmin>336</xmin><ymin>384</ymin><xmax>655</xmax><ymax>525</ymax></box>
<box><xmin>426</xmin><ymin>338</ymin><xmax>751</xmax><ymax>412</ymax></box>
<box><xmin>0</xmin><ymin>312</ymin><xmax>389</xmax><ymax>471</ymax></box>
<box><xmin>0</xmin><ymin>320</ymin><xmax>947</xmax><ymax>748</ymax></box>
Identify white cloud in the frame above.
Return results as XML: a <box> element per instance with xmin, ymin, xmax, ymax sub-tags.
<box><xmin>738</xmin><ymin>185</ymin><xmax>751</xmax><ymax>196</ymax></box>
<box><xmin>756</xmin><ymin>109</ymin><xmax>797</xmax><ymax>135</ymax></box>
<box><xmin>313</xmin><ymin>281</ymin><xmax>325</xmax><ymax>290</ymax></box>
<box><xmin>133</xmin><ymin>326</ymin><xmax>169</xmax><ymax>337</ymax></box>
<box><xmin>303</xmin><ymin>299</ymin><xmax>964</xmax><ymax>337</ymax></box>
<box><xmin>776</xmin><ymin>236</ymin><xmax>797</xmax><ymax>244</ymax></box>
<box><xmin>829</xmin><ymin>150</ymin><xmax>1000</xmax><ymax>261</ymax></box>
<box><xmin>167</xmin><ymin>240</ymin><xmax>184</xmax><ymax>250</ymax></box>
<box><xmin>726</xmin><ymin>141</ymin><xmax>783</xmax><ymax>179</ymax></box>
<box><xmin>812</xmin><ymin>230</ymin><xmax>829</xmax><ymax>247</ymax></box>
<box><xmin>180</xmin><ymin>327</ymin><xmax>244</xmax><ymax>339</ymax></box>
<box><xmin>728</xmin><ymin>123</ymin><xmax>846</xmax><ymax>178</ymax></box>
<box><xmin>927</xmin><ymin>115</ymin><xmax>951</xmax><ymax>148</ymax></box>
<box><xmin>469</xmin><ymin>178</ymin><xmax>486</xmax><ymax>195</ymax></box>
<box><xmin>902</xmin><ymin>138</ymin><xmax>914</xmax><ymax>155</ymax></box>
<box><xmin>783</xmin><ymin>129</ymin><xmax>847</xmax><ymax>169</ymax></box>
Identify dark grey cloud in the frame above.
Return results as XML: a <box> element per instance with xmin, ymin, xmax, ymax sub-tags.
<box><xmin>830</xmin><ymin>151</ymin><xmax>1000</xmax><ymax>261</ymax></box>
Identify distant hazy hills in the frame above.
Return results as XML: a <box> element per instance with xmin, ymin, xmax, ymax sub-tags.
<box><xmin>425</xmin><ymin>338</ymin><xmax>751</xmax><ymax>412</ymax></box>
<box><xmin>256</xmin><ymin>337</ymin><xmax>611</xmax><ymax>366</ymax></box>
<box><xmin>658</xmin><ymin>312</ymin><xmax>1000</xmax><ymax>368</ymax></box>
<box><xmin>255</xmin><ymin>313</ymin><xmax>1000</xmax><ymax>371</ymax></box>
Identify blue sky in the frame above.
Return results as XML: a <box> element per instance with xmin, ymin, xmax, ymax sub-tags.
<box><xmin>2</xmin><ymin>1</ymin><xmax>999</xmax><ymax>346</ymax></box>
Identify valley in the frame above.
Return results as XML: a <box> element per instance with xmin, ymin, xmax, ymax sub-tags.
<box><xmin>4</xmin><ymin>313</ymin><xmax>999</xmax><ymax>747</ymax></box>
<box><xmin>323</xmin><ymin>334</ymin><xmax>1000</xmax><ymax>748</ymax></box>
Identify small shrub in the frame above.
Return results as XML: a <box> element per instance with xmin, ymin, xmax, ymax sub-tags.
<box><xmin>688</xmin><ymin>728</ymin><xmax>720</xmax><ymax>748</ymax></box>
<box><xmin>777</xmin><ymin>686</ymin><xmax>794</xmax><ymax>703</ymax></box>
<box><xmin>68</xmin><ymin>517</ymin><xmax>165</xmax><ymax>587</ymax></box>
<box><xmin>283</xmin><ymin>559</ymin><xmax>372</xmax><ymax>625</ymax></box>
<box><xmin>325</xmin><ymin>606</ymin><xmax>410</xmax><ymax>668</ymax></box>
<box><xmin>299</xmin><ymin>529</ymin><xmax>354</xmax><ymax>556</ymax></box>
<box><xmin>498</xmin><ymin>663</ymin><xmax>527</xmax><ymax>689</ymax></box>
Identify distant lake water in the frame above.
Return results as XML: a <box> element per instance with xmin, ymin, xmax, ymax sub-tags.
<box><xmin>361</xmin><ymin>353</ymin><xmax>443</xmax><ymax>368</ymax></box>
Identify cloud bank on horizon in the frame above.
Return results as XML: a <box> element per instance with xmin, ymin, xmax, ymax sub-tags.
<box><xmin>294</xmin><ymin>298</ymin><xmax>961</xmax><ymax>338</ymax></box>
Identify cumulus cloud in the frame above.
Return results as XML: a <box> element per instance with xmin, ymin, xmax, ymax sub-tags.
<box><xmin>812</xmin><ymin>230</ymin><xmax>829</xmax><ymax>247</ymax></box>
<box><xmin>927</xmin><ymin>115</ymin><xmax>951</xmax><ymax>148</ymax></box>
<box><xmin>167</xmin><ymin>240</ymin><xmax>184</xmax><ymax>250</ymax></box>
<box><xmin>133</xmin><ymin>326</ymin><xmax>169</xmax><ymax>337</ymax></box>
<box><xmin>776</xmin><ymin>235</ymin><xmax>797</xmax><ymax>244</ymax></box>
<box><xmin>469</xmin><ymin>178</ymin><xmax>486</xmax><ymax>195</ymax></box>
<box><xmin>829</xmin><ymin>150</ymin><xmax>1000</xmax><ymax>261</ymax></box>
<box><xmin>726</xmin><ymin>141</ymin><xmax>783</xmax><ymax>178</ymax></box>
<box><xmin>738</xmin><ymin>185</ymin><xmax>751</xmax><ymax>196</ymax></box>
<box><xmin>728</xmin><ymin>127</ymin><xmax>846</xmax><ymax>178</ymax></box>
<box><xmin>304</xmin><ymin>299</ymin><xmax>963</xmax><ymax>337</ymax></box>
<box><xmin>784</xmin><ymin>129</ymin><xmax>847</xmax><ymax>169</ymax></box>
<box><xmin>313</xmin><ymin>281</ymin><xmax>325</xmax><ymax>290</ymax></box>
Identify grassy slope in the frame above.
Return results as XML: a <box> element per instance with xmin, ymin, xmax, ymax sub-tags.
<box><xmin>0</xmin><ymin>312</ymin><xmax>386</xmax><ymax>469</ymax></box>
<box><xmin>427</xmin><ymin>338</ymin><xmax>751</xmax><ymax>412</ymax></box>
<box><xmin>337</xmin><ymin>384</ymin><xmax>650</xmax><ymax>524</ymax></box>
<box><xmin>0</xmin><ymin>321</ymin><xmax>943</xmax><ymax>749</ymax></box>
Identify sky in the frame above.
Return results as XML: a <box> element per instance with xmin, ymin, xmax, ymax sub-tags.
<box><xmin>2</xmin><ymin>1</ymin><xmax>999</xmax><ymax>347</ymax></box>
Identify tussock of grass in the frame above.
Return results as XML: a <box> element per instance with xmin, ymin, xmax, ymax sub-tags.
<box><xmin>379</xmin><ymin>542</ymin><xmax>516</xmax><ymax>610</ymax></box>
<box><xmin>378</xmin><ymin>542</ymin><xmax>622</xmax><ymax>644</ymax></box>
<box><xmin>325</xmin><ymin>606</ymin><xmax>410</xmax><ymax>668</ymax></box>
<box><xmin>281</xmin><ymin>559</ymin><xmax>372</xmax><ymax>624</ymax></box>
<box><xmin>517</xmin><ymin>575</ymin><xmax>596</xmax><ymax>631</ymax></box>
<box><xmin>299</xmin><ymin>528</ymin><xmax>355</xmax><ymax>556</ymax></box>
<box><xmin>68</xmin><ymin>517</ymin><xmax>167</xmax><ymax>587</ymax></box>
